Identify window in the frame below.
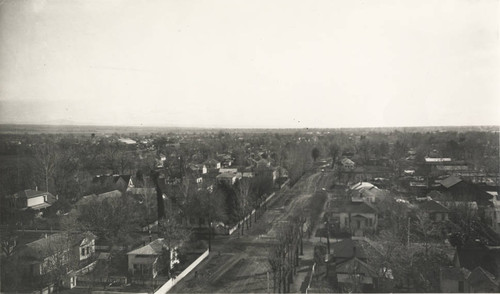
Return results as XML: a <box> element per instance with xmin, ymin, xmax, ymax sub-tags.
<box><xmin>356</xmin><ymin>220</ymin><xmax>361</xmax><ymax>229</ymax></box>
<box><xmin>368</xmin><ymin>218</ymin><xmax>373</xmax><ymax>227</ymax></box>
<box><xmin>458</xmin><ymin>281</ymin><xmax>464</xmax><ymax>292</ymax></box>
<box><xmin>81</xmin><ymin>248</ymin><xmax>85</xmax><ymax>256</ymax></box>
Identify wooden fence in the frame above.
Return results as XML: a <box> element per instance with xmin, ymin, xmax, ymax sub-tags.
<box><xmin>154</xmin><ymin>249</ymin><xmax>210</xmax><ymax>294</ymax></box>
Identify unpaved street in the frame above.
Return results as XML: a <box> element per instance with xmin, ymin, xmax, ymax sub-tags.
<box><xmin>170</xmin><ymin>171</ymin><xmax>335</xmax><ymax>293</ymax></box>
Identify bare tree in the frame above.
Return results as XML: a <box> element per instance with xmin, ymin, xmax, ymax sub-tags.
<box><xmin>33</xmin><ymin>142</ymin><xmax>58</xmax><ymax>192</ymax></box>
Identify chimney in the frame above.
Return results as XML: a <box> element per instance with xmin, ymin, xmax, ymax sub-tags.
<box><xmin>35</xmin><ymin>186</ymin><xmax>38</xmax><ymax>191</ymax></box>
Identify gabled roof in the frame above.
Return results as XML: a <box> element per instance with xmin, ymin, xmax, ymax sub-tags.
<box><xmin>330</xmin><ymin>201</ymin><xmax>377</xmax><ymax>214</ymax></box>
<box><xmin>467</xmin><ymin>266</ymin><xmax>498</xmax><ymax>287</ymax></box>
<box><xmin>127</xmin><ymin>187</ymin><xmax>156</xmax><ymax>195</ymax></box>
<box><xmin>22</xmin><ymin>231</ymin><xmax>96</xmax><ymax>260</ymax></box>
<box><xmin>341</xmin><ymin>158</ymin><xmax>355</xmax><ymax>165</ymax></box>
<box><xmin>11</xmin><ymin>189</ymin><xmax>54</xmax><ymax>199</ymax></box>
<box><xmin>440</xmin><ymin>175</ymin><xmax>463</xmax><ymax>189</ymax></box>
<box><xmin>456</xmin><ymin>242</ymin><xmax>500</xmax><ymax>276</ymax></box>
<box><xmin>331</xmin><ymin>239</ymin><xmax>368</xmax><ymax>260</ymax></box>
<box><xmin>440</xmin><ymin>266</ymin><xmax>470</xmax><ymax>281</ymax></box>
<box><xmin>336</xmin><ymin>257</ymin><xmax>377</xmax><ymax>277</ymax></box>
<box><xmin>418</xmin><ymin>199</ymin><xmax>449</xmax><ymax>213</ymax></box>
<box><xmin>78</xmin><ymin>190</ymin><xmax>122</xmax><ymax>206</ymax></box>
<box><xmin>350</xmin><ymin>182</ymin><xmax>376</xmax><ymax>191</ymax></box>
<box><xmin>127</xmin><ymin>238</ymin><xmax>167</xmax><ymax>256</ymax></box>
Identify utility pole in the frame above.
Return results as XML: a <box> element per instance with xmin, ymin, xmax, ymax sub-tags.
<box><xmin>325</xmin><ymin>220</ymin><xmax>330</xmax><ymax>254</ymax></box>
<box><xmin>407</xmin><ymin>217</ymin><xmax>410</xmax><ymax>248</ymax></box>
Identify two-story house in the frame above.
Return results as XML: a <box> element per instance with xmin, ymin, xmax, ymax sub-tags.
<box><xmin>126</xmin><ymin>238</ymin><xmax>179</xmax><ymax>279</ymax></box>
<box><xmin>327</xmin><ymin>202</ymin><xmax>378</xmax><ymax>237</ymax></box>
<box><xmin>16</xmin><ymin>231</ymin><xmax>96</xmax><ymax>280</ymax></box>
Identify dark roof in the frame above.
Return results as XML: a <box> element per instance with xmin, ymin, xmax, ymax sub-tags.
<box><xmin>456</xmin><ymin>243</ymin><xmax>500</xmax><ymax>276</ymax></box>
<box><xmin>11</xmin><ymin>189</ymin><xmax>54</xmax><ymax>199</ymax></box>
<box><xmin>419</xmin><ymin>200</ymin><xmax>449</xmax><ymax>212</ymax></box>
<box><xmin>440</xmin><ymin>266</ymin><xmax>470</xmax><ymax>281</ymax></box>
<box><xmin>330</xmin><ymin>202</ymin><xmax>377</xmax><ymax>214</ymax></box>
<box><xmin>335</xmin><ymin>257</ymin><xmax>377</xmax><ymax>277</ymax></box>
<box><xmin>440</xmin><ymin>175</ymin><xmax>462</xmax><ymax>188</ymax></box>
<box><xmin>467</xmin><ymin>266</ymin><xmax>498</xmax><ymax>287</ymax></box>
<box><xmin>22</xmin><ymin>231</ymin><xmax>96</xmax><ymax>260</ymax></box>
<box><xmin>427</xmin><ymin>190</ymin><xmax>444</xmax><ymax>199</ymax></box>
<box><xmin>331</xmin><ymin>239</ymin><xmax>368</xmax><ymax>260</ymax></box>
<box><xmin>92</xmin><ymin>174</ymin><xmax>131</xmax><ymax>185</ymax></box>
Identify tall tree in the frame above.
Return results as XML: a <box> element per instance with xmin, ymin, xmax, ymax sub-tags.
<box><xmin>311</xmin><ymin>147</ymin><xmax>320</xmax><ymax>162</ymax></box>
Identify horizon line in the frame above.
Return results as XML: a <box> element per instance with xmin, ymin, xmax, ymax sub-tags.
<box><xmin>0</xmin><ymin>122</ymin><xmax>499</xmax><ymax>131</ymax></box>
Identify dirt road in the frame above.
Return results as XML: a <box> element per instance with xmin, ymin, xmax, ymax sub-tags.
<box><xmin>170</xmin><ymin>171</ymin><xmax>335</xmax><ymax>293</ymax></box>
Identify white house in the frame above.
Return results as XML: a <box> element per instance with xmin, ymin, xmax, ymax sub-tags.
<box><xmin>341</xmin><ymin>158</ymin><xmax>355</xmax><ymax>170</ymax></box>
<box><xmin>6</xmin><ymin>189</ymin><xmax>57</xmax><ymax>210</ymax></box>
<box><xmin>126</xmin><ymin>238</ymin><xmax>179</xmax><ymax>279</ymax></box>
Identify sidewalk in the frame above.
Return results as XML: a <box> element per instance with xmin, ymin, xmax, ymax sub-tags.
<box><xmin>290</xmin><ymin>240</ymin><xmax>315</xmax><ymax>293</ymax></box>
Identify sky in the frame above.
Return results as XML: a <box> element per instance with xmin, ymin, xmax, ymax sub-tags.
<box><xmin>0</xmin><ymin>0</ymin><xmax>499</xmax><ymax>128</ymax></box>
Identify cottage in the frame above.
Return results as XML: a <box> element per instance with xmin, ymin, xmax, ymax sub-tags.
<box><xmin>341</xmin><ymin>158</ymin><xmax>355</xmax><ymax>170</ymax></box>
<box><xmin>326</xmin><ymin>239</ymin><xmax>382</xmax><ymax>292</ymax></box>
<box><xmin>126</xmin><ymin>238</ymin><xmax>179</xmax><ymax>279</ymax></box>
<box><xmin>6</xmin><ymin>189</ymin><xmax>57</xmax><ymax>210</ymax></box>
<box><xmin>418</xmin><ymin>199</ymin><xmax>449</xmax><ymax>222</ymax></box>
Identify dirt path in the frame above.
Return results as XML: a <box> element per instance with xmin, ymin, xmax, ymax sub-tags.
<box><xmin>170</xmin><ymin>171</ymin><xmax>334</xmax><ymax>293</ymax></box>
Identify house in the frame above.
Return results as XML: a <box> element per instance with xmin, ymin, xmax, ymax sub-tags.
<box><xmin>76</xmin><ymin>190</ymin><xmax>122</xmax><ymax>208</ymax></box>
<box><xmin>326</xmin><ymin>202</ymin><xmax>378</xmax><ymax>237</ymax></box>
<box><xmin>485</xmin><ymin>191</ymin><xmax>500</xmax><ymax>234</ymax></box>
<box><xmin>440</xmin><ymin>266</ymin><xmax>499</xmax><ymax>293</ymax></box>
<box><xmin>440</xmin><ymin>266</ymin><xmax>470</xmax><ymax>292</ymax></box>
<box><xmin>16</xmin><ymin>231</ymin><xmax>96</xmax><ymax>278</ymax></box>
<box><xmin>204</xmin><ymin>159</ymin><xmax>221</xmax><ymax>170</ymax></box>
<box><xmin>418</xmin><ymin>199</ymin><xmax>450</xmax><ymax>222</ymax></box>
<box><xmin>216</xmin><ymin>172</ymin><xmax>242</xmax><ymax>185</ymax></box>
<box><xmin>126</xmin><ymin>187</ymin><xmax>156</xmax><ymax>204</ymax></box>
<box><xmin>438</xmin><ymin>176</ymin><xmax>492</xmax><ymax>206</ymax></box>
<box><xmin>118</xmin><ymin>138</ymin><xmax>136</xmax><ymax>145</ymax></box>
<box><xmin>349</xmin><ymin>182</ymin><xmax>386</xmax><ymax>203</ymax></box>
<box><xmin>219</xmin><ymin>168</ymin><xmax>238</xmax><ymax>174</ymax></box>
<box><xmin>326</xmin><ymin>239</ymin><xmax>381</xmax><ymax>292</ymax></box>
<box><xmin>92</xmin><ymin>174</ymin><xmax>134</xmax><ymax>192</ymax></box>
<box><xmin>187</xmin><ymin>164</ymin><xmax>207</xmax><ymax>175</ymax></box>
<box><xmin>126</xmin><ymin>238</ymin><xmax>179</xmax><ymax>279</ymax></box>
<box><xmin>341</xmin><ymin>158</ymin><xmax>355</xmax><ymax>170</ymax></box>
<box><xmin>467</xmin><ymin>266</ymin><xmax>499</xmax><ymax>292</ymax></box>
<box><xmin>6</xmin><ymin>189</ymin><xmax>57</xmax><ymax>210</ymax></box>
<box><xmin>453</xmin><ymin>241</ymin><xmax>500</xmax><ymax>278</ymax></box>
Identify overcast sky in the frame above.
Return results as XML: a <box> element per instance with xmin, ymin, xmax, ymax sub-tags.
<box><xmin>0</xmin><ymin>0</ymin><xmax>498</xmax><ymax>128</ymax></box>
